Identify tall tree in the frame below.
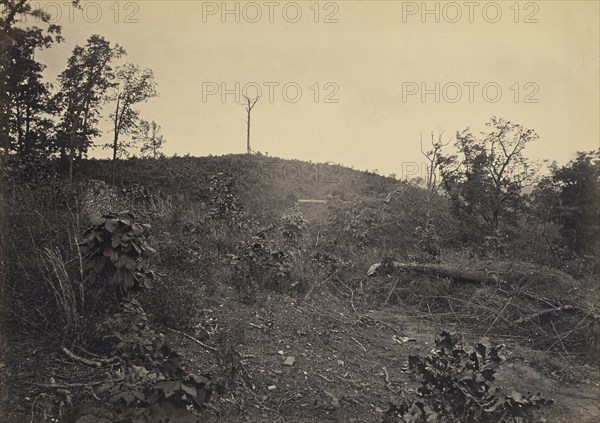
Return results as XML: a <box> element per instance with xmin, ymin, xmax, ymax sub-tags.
<box><xmin>55</xmin><ymin>35</ymin><xmax>124</xmax><ymax>181</ymax></box>
<box><xmin>440</xmin><ymin>117</ymin><xmax>541</xmax><ymax>237</ymax></box>
<box><xmin>105</xmin><ymin>63</ymin><xmax>157</xmax><ymax>183</ymax></box>
<box><xmin>137</xmin><ymin>120</ymin><xmax>166</xmax><ymax>159</ymax></box>
<box><xmin>0</xmin><ymin>0</ymin><xmax>75</xmax><ymax>156</ymax></box>
<box><xmin>6</xmin><ymin>26</ymin><xmax>59</xmax><ymax>156</ymax></box>
<box><xmin>533</xmin><ymin>150</ymin><xmax>600</xmax><ymax>266</ymax></box>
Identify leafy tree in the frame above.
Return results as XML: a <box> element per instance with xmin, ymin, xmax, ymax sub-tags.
<box><xmin>533</xmin><ymin>150</ymin><xmax>600</xmax><ymax>269</ymax></box>
<box><xmin>105</xmin><ymin>63</ymin><xmax>157</xmax><ymax>183</ymax></box>
<box><xmin>0</xmin><ymin>0</ymin><xmax>75</xmax><ymax>156</ymax></box>
<box><xmin>55</xmin><ymin>34</ymin><xmax>124</xmax><ymax>181</ymax></box>
<box><xmin>6</xmin><ymin>26</ymin><xmax>60</xmax><ymax>156</ymax></box>
<box><xmin>137</xmin><ymin>119</ymin><xmax>166</xmax><ymax>159</ymax></box>
<box><xmin>440</xmin><ymin>117</ymin><xmax>541</xmax><ymax>240</ymax></box>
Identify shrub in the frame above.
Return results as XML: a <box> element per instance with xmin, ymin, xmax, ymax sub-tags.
<box><xmin>281</xmin><ymin>205</ymin><xmax>307</xmax><ymax>245</ymax></box>
<box><xmin>79</xmin><ymin>211</ymin><xmax>155</xmax><ymax>299</ymax></box>
<box><xmin>228</xmin><ymin>238</ymin><xmax>292</xmax><ymax>303</ymax></box>
<box><xmin>385</xmin><ymin>332</ymin><xmax>553</xmax><ymax>422</ymax></box>
<box><xmin>88</xmin><ymin>300</ymin><xmax>215</xmax><ymax>422</ymax></box>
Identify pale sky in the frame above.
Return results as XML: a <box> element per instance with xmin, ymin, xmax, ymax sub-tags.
<box><xmin>30</xmin><ymin>0</ymin><xmax>600</xmax><ymax>176</ymax></box>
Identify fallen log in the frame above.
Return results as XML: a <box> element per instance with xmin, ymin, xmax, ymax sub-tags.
<box><xmin>367</xmin><ymin>261</ymin><xmax>499</xmax><ymax>285</ymax></box>
<box><xmin>367</xmin><ymin>260</ymin><xmax>598</xmax><ymax>319</ymax></box>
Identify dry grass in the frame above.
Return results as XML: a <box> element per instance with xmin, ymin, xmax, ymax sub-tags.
<box><xmin>40</xmin><ymin>246</ymin><xmax>84</xmax><ymax>342</ymax></box>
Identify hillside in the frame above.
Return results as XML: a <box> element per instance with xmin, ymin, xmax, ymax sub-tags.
<box><xmin>2</xmin><ymin>154</ymin><xmax>599</xmax><ymax>422</ymax></box>
<box><xmin>78</xmin><ymin>154</ymin><xmax>401</xmax><ymax>218</ymax></box>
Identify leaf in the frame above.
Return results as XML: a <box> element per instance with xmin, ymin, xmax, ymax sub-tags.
<box><xmin>109</xmin><ymin>390</ymin><xmax>144</xmax><ymax>405</ymax></box>
<box><xmin>157</xmin><ymin>381</ymin><xmax>180</xmax><ymax>399</ymax></box>
<box><xmin>115</xmin><ymin>254</ymin><xmax>129</xmax><ymax>269</ymax></box>
<box><xmin>189</xmin><ymin>374</ymin><xmax>210</xmax><ymax>386</ymax></box>
<box><xmin>192</xmin><ymin>388</ymin><xmax>207</xmax><ymax>407</ymax></box>
<box><xmin>132</xmin><ymin>223</ymin><xmax>144</xmax><ymax>236</ymax></box>
<box><xmin>509</xmin><ymin>390</ymin><xmax>525</xmax><ymax>404</ymax></box>
<box><xmin>131</xmin><ymin>241</ymin><xmax>142</xmax><ymax>254</ymax></box>
<box><xmin>111</xmin><ymin>234</ymin><xmax>122</xmax><ymax>248</ymax></box>
<box><xmin>125</xmin><ymin>258</ymin><xmax>137</xmax><ymax>271</ymax></box>
<box><xmin>93</xmin><ymin>258</ymin><xmax>106</xmax><ymax>274</ymax></box>
<box><xmin>181</xmin><ymin>383</ymin><xmax>197</xmax><ymax>398</ymax></box>
<box><xmin>105</xmin><ymin>219</ymin><xmax>118</xmax><ymax>233</ymax></box>
<box><xmin>89</xmin><ymin>212</ymin><xmax>106</xmax><ymax>226</ymax></box>
<box><xmin>123</xmin><ymin>272</ymin><xmax>135</xmax><ymax>288</ymax></box>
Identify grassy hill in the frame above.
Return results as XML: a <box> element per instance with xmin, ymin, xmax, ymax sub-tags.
<box><xmin>79</xmin><ymin>154</ymin><xmax>401</xmax><ymax>217</ymax></box>
<box><xmin>2</xmin><ymin>154</ymin><xmax>598</xmax><ymax>422</ymax></box>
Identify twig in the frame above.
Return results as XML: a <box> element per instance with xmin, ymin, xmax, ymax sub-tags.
<box><xmin>163</xmin><ymin>326</ymin><xmax>218</xmax><ymax>352</ymax></box>
<box><xmin>248</xmin><ymin>322</ymin><xmax>267</xmax><ymax>330</ymax></box>
<box><xmin>447</xmin><ymin>298</ymin><xmax>462</xmax><ymax>326</ymax></box>
<box><xmin>350</xmin><ymin>336</ymin><xmax>367</xmax><ymax>354</ymax></box>
<box><xmin>61</xmin><ymin>346</ymin><xmax>102</xmax><ymax>367</ymax></box>
<box><xmin>549</xmin><ymin>320</ymin><xmax>570</xmax><ymax>362</ymax></box>
<box><xmin>426</xmin><ymin>300</ymin><xmax>435</xmax><ymax>322</ymax></box>
<box><xmin>304</xmin><ymin>270</ymin><xmax>339</xmax><ymax>302</ymax></box>
<box><xmin>382</xmin><ymin>367</ymin><xmax>401</xmax><ymax>393</ymax></box>
<box><xmin>382</xmin><ymin>278</ymin><xmax>399</xmax><ymax>307</ymax></box>
<box><xmin>33</xmin><ymin>381</ymin><xmax>105</xmax><ymax>389</ymax></box>
<box><xmin>484</xmin><ymin>297</ymin><xmax>513</xmax><ymax>336</ymax></box>
<box><xmin>336</xmin><ymin>278</ymin><xmax>362</xmax><ymax>322</ymax></box>
<box><xmin>317</xmin><ymin>373</ymin><xmax>332</xmax><ymax>383</ymax></box>
<box><xmin>513</xmin><ymin>305</ymin><xmax>574</xmax><ymax>324</ymax></box>
<box><xmin>546</xmin><ymin>310</ymin><xmax>592</xmax><ymax>352</ymax></box>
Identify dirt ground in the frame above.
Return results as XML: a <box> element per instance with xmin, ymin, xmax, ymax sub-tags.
<box><xmin>2</xmin><ymin>285</ymin><xmax>599</xmax><ymax>422</ymax></box>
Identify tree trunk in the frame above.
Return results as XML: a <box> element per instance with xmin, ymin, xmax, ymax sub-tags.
<box><xmin>111</xmin><ymin>94</ymin><xmax>121</xmax><ymax>185</ymax></box>
<box><xmin>246</xmin><ymin>107</ymin><xmax>251</xmax><ymax>154</ymax></box>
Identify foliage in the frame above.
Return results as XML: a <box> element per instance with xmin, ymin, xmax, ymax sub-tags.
<box><xmin>207</xmin><ymin>172</ymin><xmax>250</xmax><ymax>227</ymax></box>
<box><xmin>137</xmin><ymin>119</ymin><xmax>166</xmax><ymax>159</ymax></box>
<box><xmin>280</xmin><ymin>205</ymin><xmax>307</xmax><ymax>244</ymax></box>
<box><xmin>54</xmin><ymin>34</ymin><xmax>125</xmax><ymax>179</ymax></box>
<box><xmin>5</xmin><ymin>25</ymin><xmax>61</xmax><ymax>156</ymax></box>
<box><xmin>326</xmin><ymin>195</ymin><xmax>379</xmax><ymax>248</ymax></box>
<box><xmin>105</xmin><ymin>63</ymin><xmax>157</xmax><ymax>183</ymax></box>
<box><xmin>228</xmin><ymin>237</ymin><xmax>292</xmax><ymax>303</ymax></box>
<box><xmin>532</xmin><ymin>150</ymin><xmax>600</xmax><ymax>273</ymax></box>
<box><xmin>440</xmin><ymin>117</ymin><xmax>540</xmax><ymax>238</ymax></box>
<box><xmin>80</xmin><ymin>211</ymin><xmax>155</xmax><ymax>294</ymax></box>
<box><xmin>386</xmin><ymin>331</ymin><xmax>553</xmax><ymax>422</ymax></box>
<box><xmin>92</xmin><ymin>300</ymin><xmax>215</xmax><ymax>422</ymax></box>
<box><xmin>0</xmin><ymin>0</ymin><xmax>74</xmax><ymax>154</ymax></box>
<box><xmin>416</xmin><ymin>218</ymin><xmax>441</xmax><ymax>260</ymax></box>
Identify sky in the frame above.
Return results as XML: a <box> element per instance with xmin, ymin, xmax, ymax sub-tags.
<box><xmin>26</xmin><ymin>0</ymin><xmax>600</xmax><ymax>177</ymax></box>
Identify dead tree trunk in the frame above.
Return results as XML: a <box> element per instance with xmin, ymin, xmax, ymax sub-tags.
<box><xmin>244</xmin><ymin>95</ymin><xmax>259</xmax><ymax>154</ymax></box>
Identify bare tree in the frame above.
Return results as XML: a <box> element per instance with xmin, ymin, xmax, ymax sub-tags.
<box><xmin>244</xmin><ymin>95</ymin><xmax>259</xmax><ymax>154</ymax></box>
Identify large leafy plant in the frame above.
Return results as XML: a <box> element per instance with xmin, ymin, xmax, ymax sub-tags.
<box><xmin>83</xmin><ymin>300</ymin><xmax>216</xmax><ymax>422</ymax></box>
<box><xmin>80</xmin><ymin>211</ymin><xmax>155</xmax><ymax>292</ymax></box>
<box><xmin>386</xmin><ymin>332</ymin><xmax>553</xmax><ymax>422</ymax></box>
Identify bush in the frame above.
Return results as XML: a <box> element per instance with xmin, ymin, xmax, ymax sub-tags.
<box><xmin>386</xmin><ymin>331</ymin><xmax>553</xmax><ymax>422</ymax></box>
<box><xmin>79</xmin><ymin>211</ymin><xmax>155</xmax><ymax>297</ymax></box>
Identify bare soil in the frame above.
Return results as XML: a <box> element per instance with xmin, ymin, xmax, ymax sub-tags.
<box><xmin>2</xmin><ymin>284</ymin><xmax>599</xmax><ymax>422</ymax></box>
